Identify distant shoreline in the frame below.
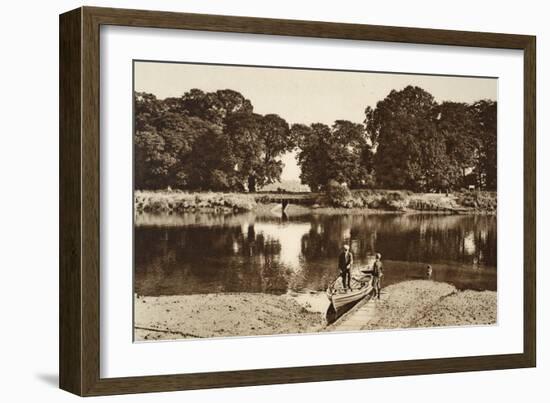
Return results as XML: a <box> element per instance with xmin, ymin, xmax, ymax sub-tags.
<box><xmin>134</xmin><ymin>189</ymin><xmax>496</xmax><ymax>215</ymax></box>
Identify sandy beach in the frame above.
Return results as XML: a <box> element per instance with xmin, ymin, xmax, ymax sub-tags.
<box><xmin>135</xmin><ymin>280</ymin><xmax>496</xmax><ymax>341</ymax></box>
<box><xmin>134</xmin><ymin>292</ymin><xmax>327</xmax><ymax>341</ymax></box>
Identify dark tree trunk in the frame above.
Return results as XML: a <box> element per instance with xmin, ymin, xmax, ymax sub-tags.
<box><xmin>248</xmin><ymin>175</ymin><xmax>256</xmax><ymax>193</ymax></box>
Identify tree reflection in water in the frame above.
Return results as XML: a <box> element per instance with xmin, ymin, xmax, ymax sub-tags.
<box><xmin>135</xmin><ymin>212</ymin><xmax>496</xmax><ymax>296</ymax></box>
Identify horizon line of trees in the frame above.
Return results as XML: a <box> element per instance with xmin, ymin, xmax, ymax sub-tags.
<box><xmin>135</xmin><ymin>85</ymin><xmax>497</xmax><ymax>193</ymax></box>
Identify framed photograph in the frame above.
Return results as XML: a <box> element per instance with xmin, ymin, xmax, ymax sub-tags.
<box><xmin>59</xmin><ymin>6</ymin><xmax>536</xmax><ymax>396</ymax></box>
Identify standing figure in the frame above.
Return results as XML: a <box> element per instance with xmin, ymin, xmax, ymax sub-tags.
<box><xmin>372</xmin><ymin>253</ymin><xmax>384</xmax><ymax>299</ymax></box>
<box><xmin>338</xmin><ymin>244</ymin><xmax>353</xmax><ymax>291</ymax></box>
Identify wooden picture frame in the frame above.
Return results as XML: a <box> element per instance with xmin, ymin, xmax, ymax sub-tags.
<box><xmin>59</xmin><ymin>6</ymin><xmax>536</xmax><ymax>396</ymax></box>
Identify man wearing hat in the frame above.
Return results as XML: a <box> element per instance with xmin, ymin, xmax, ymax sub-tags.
<box><xmin>338</xmin><ymin>244</ymin><xmax>353</xmax><ymax>291</ymax></box>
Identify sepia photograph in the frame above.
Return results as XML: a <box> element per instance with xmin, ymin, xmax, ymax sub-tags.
<box><xmin>132</xmin><ymin>60</ymin><xmax>497</xmax><ymax>342</ymax></box>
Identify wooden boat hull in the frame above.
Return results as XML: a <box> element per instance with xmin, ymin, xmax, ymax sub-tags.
<box><xmin>327</xmin><ymin>274</ymin><xmax>373</xmax><ymax>317</ymax></box>
<box><xmin>332</xmin><ymin>286</ymin><xmax>371</xmax><ymax>311</ymax></box>
<box><xmin>330</xmin><ymin>284</ymin><xmax>373</xmax><ymax>314</ymax></box>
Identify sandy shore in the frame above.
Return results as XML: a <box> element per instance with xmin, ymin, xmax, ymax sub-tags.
<box><xmin>135</xmin><ymin>281</ymin><xmax>496</xmax><ymax>341</ymax></box>
<box><xmin>360</xmin><ymin>280</ymin><xmax>497</xmax><ymax>331</ymax></box>
<box><xmin>134</xmin><ymin>292</ymin><xmax>327</xmax><ymax>341</ymax></box>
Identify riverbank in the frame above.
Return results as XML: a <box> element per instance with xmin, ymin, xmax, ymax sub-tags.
<box><xmin>134</xmin><ymin>281</ymin><xmax>496</xmax><ymax>340</ymax></box>
<box><xmin>134</xmin><ymin>292</ymin><xmax>326</xmax><ymax>341</ymax></box>
<box><xmin>359</xmin><ymin>280</ymin><xmax>497</xmax><ymax>331</ymax></box>
<box><xmin>135</xmin><ymin>189</ymin><xmax>496</xmax><ymax>215</ymax></box>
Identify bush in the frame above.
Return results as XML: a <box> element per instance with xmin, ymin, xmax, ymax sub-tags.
<box><xmin>378</xmin><ymin>191</ymin><xmax>406</xmax><ymax>210</ymax></box>
<box><xmin>134</xmin><ymin>191</ymin><xmax>257</xmax><ymax>213</ymax></box>
<box><xmin>407</xmin><ymin>198</ymin><xmax>445</xmax><ymax>211</ymax></box>
<box><xmin>456</xmin><ymin>191</ymin><xmax>497</xmax><ymax>212</ymax></box>
<box><xmin>326</xmin><ymin>180</ymin><xmax>353</xmax><ymax>207</ymax></box>
<box><xmin>351</xmin><ymin>190</ymin><xmax>410</xmax><ymax>211</ymax></box>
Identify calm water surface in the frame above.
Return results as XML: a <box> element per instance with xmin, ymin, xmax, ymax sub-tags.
<box><xmin>134</xmin><ymin>212</ymin><xmax>497</xmax><ymax>296</ymax></box>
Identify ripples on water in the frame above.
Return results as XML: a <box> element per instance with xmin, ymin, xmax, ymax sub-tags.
<box><xmin>134</xmin><ymin>212</ymin><xmax>497</xmax><ymax>296</ymax></box>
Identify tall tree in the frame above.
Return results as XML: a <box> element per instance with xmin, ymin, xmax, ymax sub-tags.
<box><xmin>224</xmin><ymin>112</ymin><xmax>264</xmax><ymax>191</ymax></box>
<box><xmin>366</xmin><ymin>86</ymin><xmax>450</xmax><ymax>191</ymax></box>
<box><xmin>134</xmin><ymin>125</ymin><xmax>175</xmax><ymax>189</ymax></box>
<box><xmin>471</xmin><ymin>100</ymin><xmax>497</xmax><ymax>190</ymax></box>
<box><xmin>181</xmin><ymin>123</ymin><xmax>240</xmax><ymax>191</ymax></box>
<box><xmin>134</xmin><ymin>92</ymin><xmax>174</xmax><ymax>189</ymax></box>
<box><xmin>254</xmin><ymin>114</ymin><xmax>294</xmax><ymax>191</ymax></box>
<box><xmin>225</xmin><ymin>113</ymin><xmax>293</xmax><ymax>192</ymax></box>
<box><xmin>293</xmin><ymin>123</ymin><xmax>330</xmax><ymax>191</ymax></box>
<box><xmin>331</xmin><ymin>120</ymin><xmax>373</xmax><ymax>188</ymax></box>
<box><xmin>294</xmin><ymin>120</ymin><xmax>373</xmax><ymax>191</ymax></box>
<box><xmin>436</xmin><ymin>101</ymin><xmax>480</xmax><ymax>188</ymax></box>
<box><xmin>135</xmin><ymin>108</ymin><xmax>228</xmax><ymax>189</ymax></box>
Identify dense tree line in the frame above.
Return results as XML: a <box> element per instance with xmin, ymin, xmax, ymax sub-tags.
<box><xmin>135</xmin><ymin>85</ymin><xmax>496</xmax><ymax>192</ymax></box>
<box><xmin>135</xmin><ymin>90</ymin><xmax>293</xmax><ymax>191</ymax></box>
<box><xmin>366</xmin><ymin>86</ymin><xmax>496</xmax><ymax>191</ymax></box>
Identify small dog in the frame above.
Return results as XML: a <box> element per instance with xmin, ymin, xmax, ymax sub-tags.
<box><xmin>426</xmin><ymin>265</ymin><xmax>433</xmax><ymax>278</ymax></box>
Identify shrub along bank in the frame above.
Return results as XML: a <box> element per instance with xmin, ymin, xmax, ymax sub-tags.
<box><xmin>135</xmin><ymin>187</ymin><xmax>496</xmax><ymax>214</ymax></box>
<box><xmin>134</xmin><ymin>190</ymin><xmax>257</xmax><ymax>214</ymax></box>
<box><xmin>325</xmin><ymin>182</ymin><xmax>496</xmax><ymax>213</ymax></box>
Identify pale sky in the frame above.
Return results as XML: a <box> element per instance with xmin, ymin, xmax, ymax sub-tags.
<box><xmin>134</xmin><ymin>61</ymin><xmax>497</xmax><ymax>181</ymax></box>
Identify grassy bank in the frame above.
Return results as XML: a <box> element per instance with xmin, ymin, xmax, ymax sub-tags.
<box><xmin>134</xmin><ymin>189</ymin><xmax>496</xmax><ymax>214</ymax></box>
<box><xmin>328</xmin><ymin>189</ymin><xmax>496</xmax><ymax>213</ymax></box>
<box><xmin>135</xmin><ymin>190</ymin><xmax>257</xmax><ymax>214</ymax></box>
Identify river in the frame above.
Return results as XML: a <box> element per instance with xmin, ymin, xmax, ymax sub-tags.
<box><xmin>134</xmin><ymin>212</ymin><xmax>496</xmax><ymax>297</ymax></box>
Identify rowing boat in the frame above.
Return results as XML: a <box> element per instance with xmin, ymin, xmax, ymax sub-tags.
<box><xmin>325</xmin><ymin>255</ymin><xmax>377</xmax><ymax>323</ymax></box>
<box><xmin>326</xmin><ymin>271</ymin><xmax>373</xmax><ymax>316</ymax></box>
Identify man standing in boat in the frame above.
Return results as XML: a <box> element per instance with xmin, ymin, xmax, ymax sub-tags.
<box><xmin>338</xmin><ymin>244</ymin><xmax>353</xmax><ymax>291</ymax></box>
<box><xmin>372</xmin><ymin>253</ymin><xmax>384</xmax><ymax>299</ymax></box>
